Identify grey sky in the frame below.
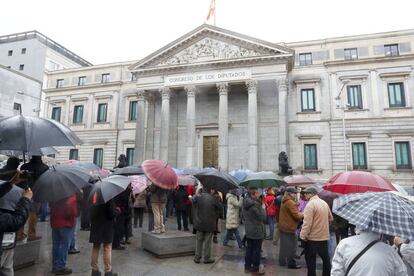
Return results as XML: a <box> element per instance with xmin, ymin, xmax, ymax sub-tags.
<box><xmin>2</xmin><ymin>0</ymin><xmax>413</xmax><ymax>65</ymax></box>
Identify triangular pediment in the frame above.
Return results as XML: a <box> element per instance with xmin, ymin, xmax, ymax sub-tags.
<box><xmin>130</xmin><ymin>24</ymin><xmax>293</xmax><ymax>72</ymax></box>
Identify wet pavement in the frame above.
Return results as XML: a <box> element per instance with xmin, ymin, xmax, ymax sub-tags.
<box><xmin>16</xmin><ymin>217</ymin><xmax>321</xmax><ymax>276</ymax></box>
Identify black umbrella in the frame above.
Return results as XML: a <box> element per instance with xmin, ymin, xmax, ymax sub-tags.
<box><xmin>0</xmin><ymin>115</ymin><xmax>81</xmax><ymax>153</ymax></box>
<box><xmin>182</xmin><ymin>167</ymin><xmax>203</xmax><ymax>175</ymax></box>
<box><xmin>194</xmin><ymin>168</ymin><xmax>239</xmax><ymax>193</ymax></box>
<box><xmin>88</xmin><ymin>175</ymin><xmax>131</xmax><ymax>205</ymax></box>
<box><xmin>112</xmin><ymin>166</ymin><xmax>144</xmax><ymax>176</ymax></box>
<box><xmin>33</xmin><ymin>165</ymin><xmax>92</xmax><ymax>202</ymax></box>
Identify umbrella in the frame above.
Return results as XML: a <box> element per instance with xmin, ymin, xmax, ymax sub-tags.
<box><xmin>323</xmin><ymin>171</ymin><xmax>397</xmax><ymax>194</ymax></box>
<box><xmin>142</xmin><ymin>160</ymin><xmax>178</xmax><ymax>190</ymax></box>
<box><xmin>194</xmin><ymin>168</ymin><xmax>239</xmax><ymax>193</ymax></box>
<box><xmin>178</xmin><ymin>174</ymin><xmax>200</xmax><ymax>186</ymax></box>
<box><xmin>173</xmin><ymin>168</ymin><xmax>184</xmax><ymax>175</ymax></box>
<box><xmin>0</xmin><ymin>185</ymin><xmax>23</xmax><ymax>211</ymax></box>
<box><xmin>392</xmin><ymin>183</ymin><xmax>409</xmax><ymax>196</ymax></box>
<box><xmin>182</xmin><ymin>167</ymin><xmax>203</xmax><ymax>175</ymax></box>
<box><xmin>229</xmin><ymin>169</ymin><xmax>253</xmax><ymax>182</ymax></box>
<box><xmin>33</xmin><ymin>165</ymin><xmax>92</xmax><ymax>202</ymax></box>
<box><xmin>89</xmin><ymin>175</ymin><xmax>131</xmax><ymax>205</ymax></box>
<box><xmin>314</xmin><ymin>184</ymin><xmax>339</xmax><ymax>209</ymax></box>
<box><xmin>112</xmin><ymin>165</ymin><xmax>144</xmax><ymax>176</ymax></box>
<box><xmin>0</xmin><ymin>155</ymin><xmax>9</xmax><ymax>162</ymax></box>
<box><xmin>284</xmin><ymin>175</ymin><xmax>316</xmax><ymax>187</ymax></box>
<box><xmin>0</xmin><ymin>115</ymin><xmax>82</xmax><ymax>153</ymax></box>
<box><xmin>65</xmin><ymin>161</ymin><xmax>109</xmax><ymax>177</ymax></box>
<box><xmin>240</xmin><ymin>171</ymin><xmax>285</xmax><ymax>189</ymax></box>
<box><xmin>333</xmin><ymin>191</ymin><xmax>414</xmax><ymax>240</ymax></box>
<box><xmin>129</xmin><ymin>175</ymin><xmax>149</xmax><ymax>194</ymax></box>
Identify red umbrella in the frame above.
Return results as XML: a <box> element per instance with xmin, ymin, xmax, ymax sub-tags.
<box><xmin>129</xmin><ymin>175</ymin><xmax>149</xmax><ymax>194</ymax></box>
<box><xmin>323</xmin><ymin>171</ymin><xmax>397</xmax><ymax>194</ymax></box>
<box><xmin>142</xmin><ymin>160</ymin><xmax>178</xmax><ymax>190</ymax></box>
<box><xmin>284</xmin><ymin>175</ymin><xmax>316</xmax><ymax>187</ymax></box>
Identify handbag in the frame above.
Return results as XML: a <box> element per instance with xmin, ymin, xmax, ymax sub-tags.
<box><xmin>2</xmin><ymin>232</ymin><xmax>16</xmax><ymax>250</ymax></box>
<box><xmin>345</xmin><ymin>240</ymin><xmax>379</xmax><ymax>276</ymax></box>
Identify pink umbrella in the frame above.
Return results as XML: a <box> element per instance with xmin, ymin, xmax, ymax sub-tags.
<box><xmin>284</xmin><ymin>175</ymin><xmax>316</xmax><ymax>187</ymax></box>
<box><xmin>129</xmin><ymin>175</ymin><xmax>149</xmax><ymax>194</ymax></box>
<box><xmin>178</xmin><ymin>174</ymin><xmax>200</xmax><ymax>186</ymax></box>
<box><xmin>142</xmin><ymin>159</ymin><xmax>178</xmax><ymax>190</ymax></box>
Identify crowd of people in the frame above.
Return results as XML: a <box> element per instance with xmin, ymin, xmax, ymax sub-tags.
<box><xmin>0</xmin><ymin>155</ymin><xmax>413</xmax><ymax>276</ymax></box>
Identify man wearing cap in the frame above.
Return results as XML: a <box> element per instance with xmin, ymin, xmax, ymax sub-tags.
<box><xmin>278</xmin><ymin>187</ymin><xmax>303</xmax><ymax>269</ymax></box>
<box><xmin>300</xmin><ymin>187</ymin><xmax>333</xmax><ymax>276</ymax></box>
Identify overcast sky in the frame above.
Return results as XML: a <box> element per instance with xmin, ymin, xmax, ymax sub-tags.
<box><xmin>2</xmin><ymin>0</ymin><xmax>413</xmax><ymax>65</ymax></box>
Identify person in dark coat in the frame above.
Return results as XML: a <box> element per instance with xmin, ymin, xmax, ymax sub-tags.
<box><xmin>112</xmin><ymin>188</ymin><xmax>130</xmax><ymax>250</ymax></box>
<box><xmin>18</xmin><ymin>156</ymin><xmax>48</xmax><ymax>241</ymax></box>
<box><xmin>0</xmin><ymin>173</ymin><xmax>32</xmax><ymax>258</ymax></box>
<box><xmin>90</xmin><ymin>200</ymin><xmax>119</xmax><ymax>276</ymax></box>
<box><xmin>0</xmin><ymin>157</ymin><xmax>20</xmax><ymax>181</ymax></box>
<box><xmin>166</xmin><ymin>190</ymin><xmax>175</xmax><ymax>217</ymax></box>
<box><xmin>80</xmin><ymin>185</ymin><xmax>92</xmax><ymax>231</ymax></box>
<box><xmin>193</xmin><ymin>188</ymin><xmax>223</xmax><ymax>264</ymax></box>
<box><xmin>173</xmin><ymin>185</ymin><xmax>189</xmax><ymax>231</ymax></box>
<box><xmin>146</xmin><ymin>190</ymin><xmax>154</xmax><ymax>231</ymax></box>
<box><xmin>243</xmin><ymin>188</ymin><xmax>266</xmax><ymax>275</ymax></box>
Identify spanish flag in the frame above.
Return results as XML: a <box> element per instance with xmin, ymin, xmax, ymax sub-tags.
<box><xmin>206</xmin><ymin>0</ymin><xmax>216</xmax><ymax>21</ymax></box>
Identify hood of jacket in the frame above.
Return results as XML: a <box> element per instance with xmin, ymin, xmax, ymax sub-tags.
<box><xmin>243</xmin><ymin>195</ymin><xmax>257</xmax><ymax>210</ymax></box>
<box><xmin>226</xmin><ymin>193</ymin><xmax>236</xmax><ymax>201</ymax></box>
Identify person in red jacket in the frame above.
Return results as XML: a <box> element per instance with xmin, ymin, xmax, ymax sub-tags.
<box><xmin>264</xmin><ymin>188</ymin><xmax>276</xmax><ymax>240</ymax></box>
<box><xmin>49</xmin><ymin>194</ymin><xmax>77</xmax><ymax>275</ymax></box>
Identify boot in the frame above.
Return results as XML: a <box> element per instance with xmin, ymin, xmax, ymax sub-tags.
<box><xmin>91</xmin><ymin>271</ymin><xmax>102</xmax><ymax>276</ymax></box>
<box><xmin>104</xmin><ymin>271</ymin><xmax>118</xmax><ymax>276</ymax></box>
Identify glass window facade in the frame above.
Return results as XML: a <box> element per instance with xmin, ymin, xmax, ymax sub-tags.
<box><xmin>384</xmin><ymin>44</ymin><xmax>399</xmax><ymax>56</ymax></box>
<box><xmin>347</xmin><ymin>85</ymin><xmax>363</xmax><ymax>109</ymax></box>
<box><xmin>388</xmin><ymin>83</ymin><xmax>405</xmax><ymax>107</ymax></box>
<box><xmin>344</xmin><ymin>48</ymin><xmax>358</xmax><ymax>60</ymax></box>
<box><xmin>126</xmin><ymin>148</ymin><xmax>135</xmax><ymax>166</ymax></box>
<box><xmin>299</xmin><ymin>53</ymin><xmax>312</xmax><ymax>66</ymax></box>
<box><xmin>304</xmin><ymin>144</ymin><xmax>318</xmax><ymax>170</ymax></box>
<box><xmin>69</xmin><ymin>149</ymin><xmax>79</xmax><ymax>161</ymax></box>
<box><xmin>301</xmin><ymin>89</ymin><xmax>315</xmax><ymax>112</ymax></box>
<box><xmin>395</xmin><ymin>142</ymin><xmax>412</xmax><ymax>169</ymax></box>
<box><xmin>73</xmin><ymin>105</ymin><xmax>84</xmax><ymax>124</ymax></box>
<box><xmin>352</xmin><ymin>142</ymin><xmax>367</xmax><ymax>169</ymax></box>
<box><xmin>129</xmin><ymin>101</ymin><xmax>137</xmax><ymax>121</ymax></box>
<box><xmin>78</xmin><ymin>76</ymin><xmax>86</xmax><ymax>86</ymax></box>
<box><xmin>93</xmin><ymin>148</ymin><xmax>103</xmax><ymax>168</ymax></box>
<box><xmin>97</xmin><ymin>103</ymin><xmax>107</xmax><ymax>122</ymax></box>
<box><xmin>101</xmin><ymin>73</ymin><xmax>110</xmax><ymax>83</ymax></box>
<box><xmin>56</xmin><ymin>79</ymin><xmax>64</xmax><ymax>88</ymax></box>
<box><xmin>51</xmin><ymin>107</ymin><xmax>61</xmax><ymax>122</ymax></box>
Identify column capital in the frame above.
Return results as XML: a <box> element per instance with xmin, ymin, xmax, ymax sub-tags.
<box><xmin>217</xmin><ymin>82</ymin><xmax>229</xmax><ymax>96</ymax></box>
<box><xmin>160</xmin><ymin>87</ymin><xmax>171</xmax><ymax>99</ymax></box>
<box><xmin>184</xmin><ymin>85</ymin><xmax>197</xmax><ymax>97</ymax></box>
<box><xmin>136</xmin><ymin>89</ymin><xmax>146</xmax><ymax>101</ymax></box>
<box><xmin>246</xmin><ymin>80</ymin><xmax>258</xmax><ymax>93</ymax></box>
<box><xmin>276</xmin><ymin>78</ymin><xmax>289</xmax><ymax>91</ymax></box>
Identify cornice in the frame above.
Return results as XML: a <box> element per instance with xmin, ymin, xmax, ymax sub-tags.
<box><xmin>324</xmin><ymin>54</ymin><xmax>414</xmax><ymax>67</ymax></box>
<box><xmin>43</xmin><ymin>81</ymin><xmax>123</xmax><ymax>93</ymax></box>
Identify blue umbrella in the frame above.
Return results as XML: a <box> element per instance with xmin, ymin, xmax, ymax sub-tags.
<box><xmin>333</xmin><ymin>191</ymin><xmax>414</xmax><ymax>240</ymax></box>
<box><xmin>229</xmin><ymin>169</ymin><xmax>253</xmax><ymax>182</ymax></box>
<box><xmin>173</xmin><ymin>168</ymin><xmax>184</xmax><ymax>175</ymax></box>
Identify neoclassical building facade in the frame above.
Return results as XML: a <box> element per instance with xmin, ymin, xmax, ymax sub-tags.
<box><xmin>43</xmin><ymin>25</ymin><xmax>414</xmax><ymax>184</ymax></box>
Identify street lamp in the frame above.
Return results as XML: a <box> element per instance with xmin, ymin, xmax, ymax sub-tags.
<box><xmin>335</xmin><ymin>79</ymin><xmax>350</xmax><ymax>171</ymax></box>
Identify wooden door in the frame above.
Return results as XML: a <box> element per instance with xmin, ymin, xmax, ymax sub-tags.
<box><xmin>203</xmin><ymin>136</ymin><xmax>218</xmax><ymax>168</ymax></box>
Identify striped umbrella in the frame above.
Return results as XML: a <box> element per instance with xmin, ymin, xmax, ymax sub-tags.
<box><xmin>142</xmin><ymin>160</ymin><xmax>178</xmax><ymax>190</ymax></box>
<box><xmin>333</xmin><ymin>191</ymin><xmax>414</xmax><ymax>240</ymax></box>
<box><xmin>129</xmin><ymin>175</ymin><xmax>149</xmax><ymax>194</ymax></box>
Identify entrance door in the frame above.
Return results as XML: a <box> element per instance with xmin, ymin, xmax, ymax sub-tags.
<box><xmin>203</xmin><ymin>136</ymin><xmax>218</xmax><ymax>168</ymax></box>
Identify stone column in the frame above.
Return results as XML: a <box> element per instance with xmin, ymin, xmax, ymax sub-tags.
<box><xmin>369</xmin><ymin>70</ymin><xmax>381</xmax><ymax>116</ymax></box>
<box><xmin>134</xmin><ymin>90</ymin><xmax>146</xmax><ymax>165</ymax></box>
<box><xmin>218</xmin><ymin>83</ymin><xmax>229</xmax><ymax>172</ymax></box>
<box><xmin>246</xmin><ymin>80</ymin><xmax>258</xmax><ymax>171</ymax></box>
<box><xmin>145</xmin><ymin>94</ymin><xmax>155</xmax><ymax>160</ymax></box>
<box><xmin>278</xmin><ymin>79</ymin><xmax>289</xmax><ymax>154</ymax></box>
<box><xmin>185</xmin><ymin>85</ymin><xmax>197</xmax><ymax>167</ymax></box>
<box><xmin>159</xmin><ymin>87</ymin><xmax>170</xmax><ymax>162</ymax></box>
<box><xmin>64</xmin><ymin>96</ymin><xmax>71</xmax><ymax>126</ymax></box>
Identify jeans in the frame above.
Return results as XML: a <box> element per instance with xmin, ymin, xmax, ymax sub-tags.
<box><xmin>176</xmin><ymin>210</ymin><xmax>188</xmax><ymax>230</ymax></box>
<box><xmin>279</xmin><ymin>231</ymin><xmax>297</xmax><ymax>267</ymax></box>
<box><xmin>52</xmin><ymin>227</ymin><xmax>72</xmax><ymax>270</ymax></box>
<box><xmin>195</xmin><ymin>231</ymin><xmax>213</xmax><ymax>261</ymax></box>
<box><xmin>0</xmin><ymin>248</ymin><xmax>14</xmax><ymax>276</ymax></box>
<box><xmin>328</xmin><ymin>232</ymin><xmax>336</xmax><ymax>259</ymax></box>
<box><xmin>133</xmin><ymin>208</ymin><xmax>145</xmax><ymax>227</ymax></box>
<box><xmin>304</xmin><ymin>240</ymin><xmax>331</xmax><ymax>276</ymax></box>
<box><xmin>245</xmin><ymin>238</ymin><xmax>262</xmax><ymax>271</ymax></box>
<box><xmin>223</xmin><ymin>228</ymin><xmax>243</xmax><ymax>248</ymax></box>
<box><xmin>266</xmin><ymin>216</ymin><xmax>275</xmax><ymax>239</ymax></box>
<box><xmin>69</xmin><ymin>219</ymin><xmax>78</xmax><ymax>251</ymax></box>
<box><xmin>39</xmin><ymin>203</ymin><xmax>48</xmax><ymax>221</ymax></box>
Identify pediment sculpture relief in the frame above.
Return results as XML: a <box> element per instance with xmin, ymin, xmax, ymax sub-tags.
<box><xmin>159</xmin><ymin>38</ymin><xmax>263</xmax><ymax>66</ymax></box>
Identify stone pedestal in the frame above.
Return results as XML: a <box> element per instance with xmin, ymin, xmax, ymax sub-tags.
<box><xmin>13</xmin><ymin>239</ymin><xmax>41</xmax><ymax>270</ymax></box>
<box><xmin>142</xmin><ymin>230</ymin><xmax>196</xmax><ymax>258</ymax></box>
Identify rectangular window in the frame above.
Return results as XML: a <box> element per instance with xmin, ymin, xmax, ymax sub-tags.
<box><xmin>128</xmin><ymin>101</ymin><xmax>137</xmax><ymax>121</ymax></box>
<box><xmin>299</xmin><ymin>53</ymin><xmax>312</xmax><ymax>66</ymax></box>
<box><xmin>344</xmin><ymin>48</ymin><xmax>358</xmax><ymax>60</ymax></box>
<box><xmin>19</xmin><ymin>64</ymin><xmax>24</xmax><ymax>71</ymax></box>
<box><xmin>13</xmin><ymin>103</ymin><xmax>21</xmax><ymax>111</ymax></box>
<box><xmin>395</xmin><ymin>142</ymin><xmax>412</xmax><ymax>169</ymax></box>
<box><xmin>304</xmin><ymin>144</ymin><xmax>318</xmax><ymax>170</ymax></box>
<box><xmin>347</xmin><ymin>85</ymin><xmax>363</xmax><ymax>109</ymax></box>
<box><xmin>388</xmin><ymin>83</ymin><xmax>406</xmax><ymax>107</ymax></box>
<box><xmin>131</xmin><ymin>73</ymin><xmax>137</xmax><ymax>81</ymax></box>
<box><xmin>126</xmin><ymin>148</ymin><xmax>135</xmax><ymax>166</ymax></box>
<box><xmin>56</xmin><ymin>79</ymin><xmax>64</xmax><ymax>88</ymax></box>
<box><xmin>97</xmin><ymin>103</ymin><xmax>107</xmax><ymax>122</ymax></box>
<box><xmin>51</xmin><ymin>107</ymin><xmax>61</xmax><ymax>122</ymax></box>
<box><xmin>73</xmin><ymin>105</ymin><xmax>84</xmax><ymax>124</ymax></box>
<box><xmin>101</xmin><ymin>73</ymin><xmax>110</xmax><ymax>83</ymax></box>
<box><xmin>352</xmin><ymin>142</ymin><xmax>367</xmax><ymax>169</ymax></box>
<box><xmin>21</xmin><ymin>48</ymin><xmax>26</xmax><ymax>54</ymax></box>
<box><xmin>78</xmin><ymin>76</ymin><xmax>86</xmax><ymax>86</ymax></box>
<box><xmin>384</xmin><ymin>44</ymin><xmax>399</xmax><ymax>56</ymax></box>
<box><xmin>301</xmin><ymin>89</ymin><xmax>315</xmax><ymax>112</ymax></box>
<box><xmin>8</xmin><ymin>50</ymin><xmax>12</xmax><ymax>56</ymax></box>
<box><xmin>93</xmin><ymin>148</ymin><xmax>103</xmax><ymax>168</ymax></box>
<box><xmin>69</xmin><ymin>149</ymin><xmax>79</xmax><ymax>161</ymax></box>
<box><xmin>47</xmin><ymin>154</ymin><xmax>55</xmax><ymax>158</ymax></box>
